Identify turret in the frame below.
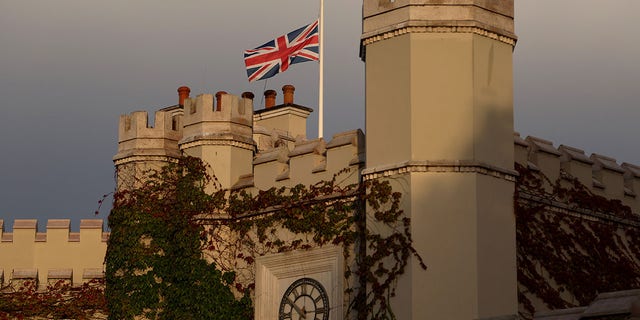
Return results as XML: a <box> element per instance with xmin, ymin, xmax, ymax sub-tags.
<box><xmin>361</xmin><ymin>1</ymin><xmax>518</xmax><ymax>319</ymax></box>
<box><xmin>179</xmin><ymin>90</ymin><xmax>255</xmax><ymax>190</ymax></box>
<box><xmin>113</xmin><ymin>87</ymin><xmax>186</xmax><ymax>191</ymax></box>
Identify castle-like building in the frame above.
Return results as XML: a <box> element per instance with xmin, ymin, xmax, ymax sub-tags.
<box><xmin>2</xmin><ymin>1</ymin><xmax>640</xmax><ymax>319</ymax></box>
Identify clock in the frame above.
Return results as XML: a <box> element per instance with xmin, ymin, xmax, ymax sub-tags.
<box><xmin>279</xmin><ymin>277</ymin><xmax>330</xmax><ymax>320</ymax></box>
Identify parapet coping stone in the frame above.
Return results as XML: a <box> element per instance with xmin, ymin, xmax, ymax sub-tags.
<box><xmin>534</xmin><ymin>306</ymin><xmax>586</xmax><ymax>319</ymax></box>
<box><xmin>254</xmin><ymin>146</ymin><xmax>289</xmax><ymax>165</ymax></box>
<box><xmin>47</xmin><ymin>219</ymin><xmax>70</xmax><ymax>229</ymax></box>
<box><xmin>583</xmin><ymin>289</ymin><xmax>640</xmax><ymax>316</ymax></box>
<box><xmin>13</xmin><ymin>268</ymin><xmax>37</xmax><ymax>279</ymax></box>
<box><xmin>83</xmin><ymin>268</ymin><xmax>104</xmax><ymax>279</ymax></box>
<box><xmin>35</xmin><ymin>233</ymin><xmax>46</xmax><ymax>242</ymax></box>
<box><xmin>69</xmin><ymin>232</ymin><xmax>80</xmax><ymax>242</ymax></box>
<box><xmin>80</xmin><ymin>219</ymin><xmax>104</xmax><ymax>229</ymax></box>
<box><xmin>48</xmin><ymin>268</ymin><xmax>73</xmax><ymax>279</ymax></box>
<box><xmin>289</xmin><ymin>138</ymin><xmax>326</xmax><ymax>158</ymax></box>
<box><xmin>558</xmin><ymin>145</ymin><xmax>593</xmax><ymax>165</ymax></box>
<box><xmin>623</xmin><ymin>162</ymin><xmax>640</xmax><ymax>178</ymax></box>
<box><xmin>526</xmin><ymin>136</ymin><xmax>562</xmax><ymax>156</ymax></box>
<box><xmin>591</xmin><ymin>153</ymin><xmax>625</xmax><ymax>173</ymax></box>
<box><xmin>232</xmin><ymin>174</ymin><xmax>255</xmax><ymax>190</ymax></box>
<box><xmin>325</xmin><ymin>129</ymin><xmax>362</xmax><ymax>149</ymax></box>
<box><xmin>514</xmin><ymin>132</ymin><xmax>528</xmax><ymax>147</ymax></box>
<box><xmin>13</xmin><ymin>219</ymin><xmax>37</xmax><ymax>229</ymax></box>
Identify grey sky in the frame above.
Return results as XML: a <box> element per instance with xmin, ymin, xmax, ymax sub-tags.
<box><xmin>0</xmin><ymin>1</ymin><xmax>638</xmax><ymax>230</ymax></box>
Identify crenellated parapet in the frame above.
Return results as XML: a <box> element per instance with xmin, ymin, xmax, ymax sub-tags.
<box><xmin>0</xmin><ymin>219</ymin><xmax>108</xmax><ymax>288</ymax></box>
<box><xmin>114</xmin><ymin>107</ymin><xmax>184</xmax><ymax>190</ymax></box>
<box><xmin>180</xmin><ymin>92</ymin><xmax>254</xmax><ymax>150</ymax></box>
<box><xmin>514</xmin><ymin>133</ymin><xmax>640</xmax><ymax>213</ymax></box>
<box><xmin>247</xmin><ymin>129</ymin><xmax>365</xmax><ymax>190</ymax></box>
<box><xmin>114</xmin><ymin>109</ymin><xmax>183</xmax><ymax>164</ymax></box>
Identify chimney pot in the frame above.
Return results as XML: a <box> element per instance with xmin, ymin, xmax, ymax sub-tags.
<box><xmin>264</xmin><ymin>90</ymin><xmax>277</xmax><ymax>108</ymax></box>
<box><xmin>177</xmin><ymin>86</ymin><xmax>191</xmax><ymax>106</ymax></box>
<box><xmin>282</xmin><ymin>84</ymin><xmax>295</xmax><ymax>105</ymax></box>
<box><xmin>215</xmin><ymin>91</ymin><xmax>227</xmax><ymax>111</ymax></box>
<box><xmin>241</xmin><ymin>92</ymin><xmax>255</xmax><ymax>100</ymax></box>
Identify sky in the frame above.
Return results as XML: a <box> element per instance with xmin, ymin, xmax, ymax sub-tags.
<box><xmin>0</xmin><ymin>1</ymin><xmax>639</xmax><ymax>230</ymax></box>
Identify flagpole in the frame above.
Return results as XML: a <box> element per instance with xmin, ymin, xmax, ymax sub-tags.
<box><xmin>318</xmin><ymin>0</ymin><xmax>324</xmax><ymax>139</ymax></box>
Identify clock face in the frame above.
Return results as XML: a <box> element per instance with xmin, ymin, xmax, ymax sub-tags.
<box><xmin>278</xmin><ymin>277</ymin><xmax>330</xmax><ymax>320</ymax></box>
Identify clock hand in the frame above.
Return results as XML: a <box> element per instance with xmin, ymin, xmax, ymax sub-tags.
<box><xmin>286</xmin><ymin>297</ymin><xmax>306</xmax><ymax>319</ymax></box>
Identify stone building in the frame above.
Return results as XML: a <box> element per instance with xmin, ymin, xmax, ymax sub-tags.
<box><xmin>2</xmin><ymin>1</ymin><xmax>640</xmax><ymax>319</ymax></box>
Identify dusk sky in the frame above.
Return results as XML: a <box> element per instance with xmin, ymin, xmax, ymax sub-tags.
<box><xmin>1</xmin><ymin>1</ymin><xmax>639</xmax><ymax>230</ymax></box>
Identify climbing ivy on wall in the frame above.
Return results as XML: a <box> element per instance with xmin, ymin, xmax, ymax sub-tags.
<box><xmin>0</xmin><ymin>279</ymin><xmax>106</xmax><ymax>319</ymax></box>
<box><xmin>106</xmin><ymin>156</ymin><xmax>425</xmax><ymax>320</ymax></box>
<box><xmin>106</xmin><ymin>157</ymin><xmax>252</xmax><ymax>320</ymax></box>
<box><xmin>515</xmin><ymin>163</ymin><xmax>640</xmax><ymax>319</ymax></box>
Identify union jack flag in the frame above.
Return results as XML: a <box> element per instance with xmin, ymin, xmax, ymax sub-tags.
<box><xmin>244</xmin><ymin>20</ymin><xmax>319</xmax><ymax>82</ymax></box>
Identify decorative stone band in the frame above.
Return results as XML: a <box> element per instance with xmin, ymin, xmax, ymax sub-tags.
<box><xmin>362</xmin><ymin>24</ymin><xmax>516</xmax><ymax>47</ymax></box>
<box><xmin>362</xmin><ymin>160</ymin><xmax>517</xmax><ymax>182</ymax></box>
<box><xmin>179</xmin><ymin>138</ymin><xmax>255</xmax><ymax>152</ymax></box>
<box><xmin>113</xmin><ymin>155</ymin><xmax>180</xmax><ymax>166</ymax></box>
<box><xmin>518</xmin><ymin>192</ymin><xmax>640</xmax><ymax>228</ymax></box>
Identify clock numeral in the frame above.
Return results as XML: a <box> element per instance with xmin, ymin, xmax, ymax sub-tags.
<box><xmin>280</xmin><ymin>278</ymin><xmax>329</xmax><ymax>320</ymax></box>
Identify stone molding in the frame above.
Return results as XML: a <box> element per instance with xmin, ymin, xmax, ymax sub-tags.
<box><xmin>255</xmin><ymin>246</ymin><xmax>344</xmax><ymax>320</ymax></box>
<box><xmin>253</xmin><ymin>105</ymin><xmax>312</xmax><ymax>121</ymax></box>
<box><xmin>178</xmin><ymin>138</ymin><xmax>255</xmax><ymax>152</ymax></box>
<box><xmin>518</xmin><ymin>192</ymin><xmax>640</xmax><ymax>228</ymax></box>
<box><xmin>362</xmin><ymin>160</ymin><xmax>518</xmax><ymax>182</ymax></box>
<box><xmin>362</xmin><ymin>24</ymin><xmax>517</xmax><ymax>47</ymax></box>
<box><xmin>113</xmin><ymin>155</ymin><xmax>180</xmax><ymax>166</ymax></box>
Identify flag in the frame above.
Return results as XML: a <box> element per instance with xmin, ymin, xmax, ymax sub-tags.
<box><xmin>244</xmin><ymin>20</ymin><xmax>319</xmax><ymax>82</ymax></box>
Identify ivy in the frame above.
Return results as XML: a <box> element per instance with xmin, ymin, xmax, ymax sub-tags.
<box><xmin>515</xmin><ymin>163</ymin><xmax>640</xmax><ymax>319</ymax></box>
<box><xmin>106</xmin><ymin>157</ymin><xmax>252</xmax><ymax>320</ymax></box>
<box><xmin>107</xmin><ymin>157</ymin><xmax>425</xmax><ymax>320</ymax></box>
<box><xmin>0</xmin><ymin>279</ymin><xmax>106</xmax><ymax>319</ymax></box>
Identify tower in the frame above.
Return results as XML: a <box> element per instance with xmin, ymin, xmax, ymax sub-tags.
<box><xmin>113</xmin><ymin>86</ymin><xmax>184</xmax><ymax>191</ymax></box>
<box><xmin>179</xmin><ymin>91</ymin><xmax>255</xmax><ymax>190</ymax></box>
<box><xmin>361</xmin><ymin>1</ymin><xmax>518</xmax><ymax>319</ymax></box>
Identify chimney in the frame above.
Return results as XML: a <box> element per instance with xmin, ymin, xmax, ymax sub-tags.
<box><xmin>177</xmin><ymin>86</ymin><xmax>191</xmax><ymax>106</ymax></box>
<box><xmin>242</xmin><ymin>92</ymin><xmax>255</xmax><ymax>100</ymax></box>
<box><xmin>282</xmin><ymin>84</ymin><xmax>295</xmax><ymax>104</ymax></box>
<box><xmin>264</xmin><ymin>90</ymin><xmax>277</xmax><ymax>108</ymax></box>
<box><xmin>215</xmin><ymin>91</ymin><xmax>227</xmax><ymax>111</ymax></box>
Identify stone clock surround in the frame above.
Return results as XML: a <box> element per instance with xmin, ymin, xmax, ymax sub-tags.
<box><xmin>255</xmin><ymin>246</ymin><xmax>344</xmax><ymax>320</ymax></box>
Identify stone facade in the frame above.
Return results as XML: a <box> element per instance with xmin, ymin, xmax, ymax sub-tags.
<box><xmin>2</xmin><ymin>1</ymin><xmax>640</xmax><ymax>319</ymax></box>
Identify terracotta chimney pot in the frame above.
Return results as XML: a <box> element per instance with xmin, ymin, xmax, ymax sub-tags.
<box><xmin>177</xmin><ymin>86</ymin><xmax>191</xmax><ymax>106</ymax></box>
<box><xmin>264</xmin><ymin>90</ymin><xmax>277</xmax><ymax>108</ymax></box>
<box><xmin>241</xmin><ymin>92</ymin><xmax>255</xmax><ymax>100</ymax></box>
<box><xmin>282</xmin><ymin>84</ymin><xmax>295</xmax><ymax>105</ymax></box>
<box><xmin>215</xmin><ymin>91</ymin><xmax>227</xmax><ymax>111</ymax></box>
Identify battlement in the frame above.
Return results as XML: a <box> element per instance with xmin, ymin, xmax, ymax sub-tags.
<box><xmin>0</xmin><ymin>219</ymin><xmax>108</xmax><ymax>287</ymax></box>
<box><xmin>180</xmin><ymin>91</ymin><xmax>254</xmax><ymax>148</ymax></box>
<box><xmin>114</xmin><ymin>109</ymin><xmax>183</xmax><ymax>162</ymax></box>
<box><xmin>514</xmin><ymin>133</ymin><xmax>640</xmax><ymax>213</ymax></box>
<box><xmin>248</xmin><ymin>129</ymin><xmax>365</xmax><ymax>190</ymax></box>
